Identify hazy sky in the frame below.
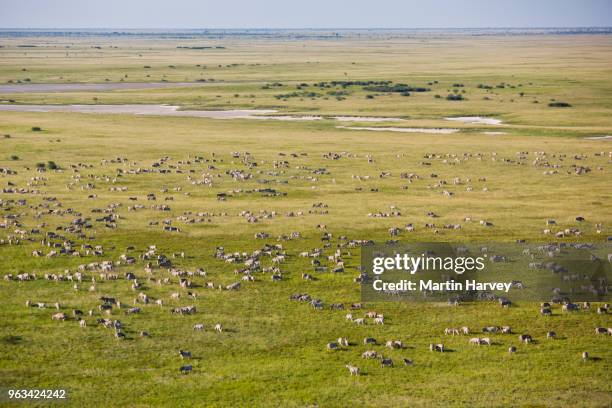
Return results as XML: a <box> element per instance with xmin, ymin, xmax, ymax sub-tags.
<box><xmin>0</xmin><ymin>0</ymin><xmax>610</xmax><ymax>29</ymax></box>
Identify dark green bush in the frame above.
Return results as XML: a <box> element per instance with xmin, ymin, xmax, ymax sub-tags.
<box><xmin>548</xmin><ymin>102</ymin><xmax>571</xmax><ymax>107</ymax></box>
<box><xmin>446</xmin><ymin>94</ymin><xmax>464</xmax><ymax>101</ymax></box>
<box><xmin>364</xmin><ymin>84</ymin><xmax>429</xmax><ymax>93</ymax></box>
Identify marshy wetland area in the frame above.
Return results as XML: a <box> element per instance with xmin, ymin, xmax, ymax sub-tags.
<box><xmin>0</xmin><ymin>30</ymin><xmax>611</xmax><ymax>407</ymax></box>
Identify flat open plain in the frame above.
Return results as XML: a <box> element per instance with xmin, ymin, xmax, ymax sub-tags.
<box><xmin>0</xmin><ymin>31</ymin><xmax>611</xmax><ymax>407</ymax></box>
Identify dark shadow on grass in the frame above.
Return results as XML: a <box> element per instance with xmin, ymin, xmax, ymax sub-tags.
<box><xmin>222</xmin><ymin>328</ymin><xmax>238</xmax><ymax>333</ymax></box>
<box><xmin>2</xmin><ymin>335</ymin><xmax>23</xmax><ymax>345</ymax></box>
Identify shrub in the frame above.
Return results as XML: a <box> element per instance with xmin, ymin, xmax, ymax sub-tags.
<box><xmin>274</xmin><ymin>91</ymin><xmax>320</xmax><ymax>99</ymax></box>
<box><xmin>548</xmin><ymin>102</ymin><xmax>571</xmax><ymax>107</ymax></box>
<box><xmin>446</xmin><ymin>94</ymin><xmax>464</xmax><ymax>101</ymax></box>
<box><xmin>31</xmin><ymin>127</ymin><xmax>42</xmax><ymax>131</ymax></box>
<box><xmin>366</xmin><ymin>95</ymin><xmax>375</xmax><ymax>99</ymax></box>
<box><xmin>327</xmin><ymin>90</ymin><xmax>349</xmax><ymax>96</ymax></box>
<box><xmin>364</xmin><ymin>84</ymin><xmax>429</xmax><ymax>93</ymax></box>
<box><xmin>10</xmin><ymin>155</ymin><xmax>19</xmax><ymax>160</ymax></box>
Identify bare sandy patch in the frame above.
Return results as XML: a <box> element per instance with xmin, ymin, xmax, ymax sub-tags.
<box><xmin>332</xmin><ymin>116</ymin><xmax>405</xmax><ymax>122</ymax></box>
<box><xmin>336</xmin><ymin>125</ymin><xmax>459</xmax><ymax>134</ymax></box>
<box><xmin>0</xmin><ymin>104</ymin><xmax>279</xmax><ymax>119</ymax></box>
<box><xmin>249</xmin><ymin>115</ymin><xmax>322</xmax><ymax>121</ymax></box>
<box><xmin>445</xmin><ymin>116</ymin><xmax>502</xmax><ymax>125</ymax></box>
<box><xmin>584</xmin><ymin>135</ymin><xmax>612</xmax><ymax>140</ymax></box>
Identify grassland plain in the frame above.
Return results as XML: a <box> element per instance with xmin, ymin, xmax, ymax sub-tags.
<box><xmin>0</xmin><ymin>33</ymin><xmax>611</xmax><ymax>407</ymax></box>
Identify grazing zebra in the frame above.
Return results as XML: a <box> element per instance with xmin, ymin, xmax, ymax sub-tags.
<box><xmin>380</xmin><ymin>358</ymin><xmax>393</xmax><ymax>367</ymax></box>
<box><xmin>362</xmin><ymin>350</ymin><xmax>378</xmax><ymax>359</ymax></box>
<box><xmin>595</xmin><ymin>327</ymin><xmax>607</xmax><ymax>335</ymax></box>
<box><xmin>386</xmin><ymin>340</ymin><xmax>402</xmax><ymax>349</ymax></box>
<box><xmin>430</xmin><ymin>343</ymin><xmax>444</xmax><ymax>352</ymax></box>
<box><xmin>518</xmin><ymin>334</ymin><xmax>532</xmax><ymax>344</ymax></box>
<box><xmin>346</xmin><ymin>364</ymin><xmax>360</xmax><ymax>376</ymax></box>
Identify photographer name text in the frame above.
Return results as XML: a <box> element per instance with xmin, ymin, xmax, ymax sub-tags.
<box><xmin>372</xmin><ymin>279</ymin><xmax>513</xmax><ymax>293</ymax></box>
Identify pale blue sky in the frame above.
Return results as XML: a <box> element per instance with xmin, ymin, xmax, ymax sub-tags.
<box><xmin>0</xmin><ymin>0</ymin><xmax>610</xmax><ymax>29</ymax></box>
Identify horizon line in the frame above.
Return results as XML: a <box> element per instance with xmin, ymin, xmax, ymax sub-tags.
<box><xmin>1</xmin><ymin>26</ymin><xmax>612</xmax><ymax>30</ymax></box>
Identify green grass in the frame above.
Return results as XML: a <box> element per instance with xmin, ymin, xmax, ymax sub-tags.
<box><xmin>0</xmin><ymin>34</ymin><xmax>611</xmax><ymax>407</ymax></box>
